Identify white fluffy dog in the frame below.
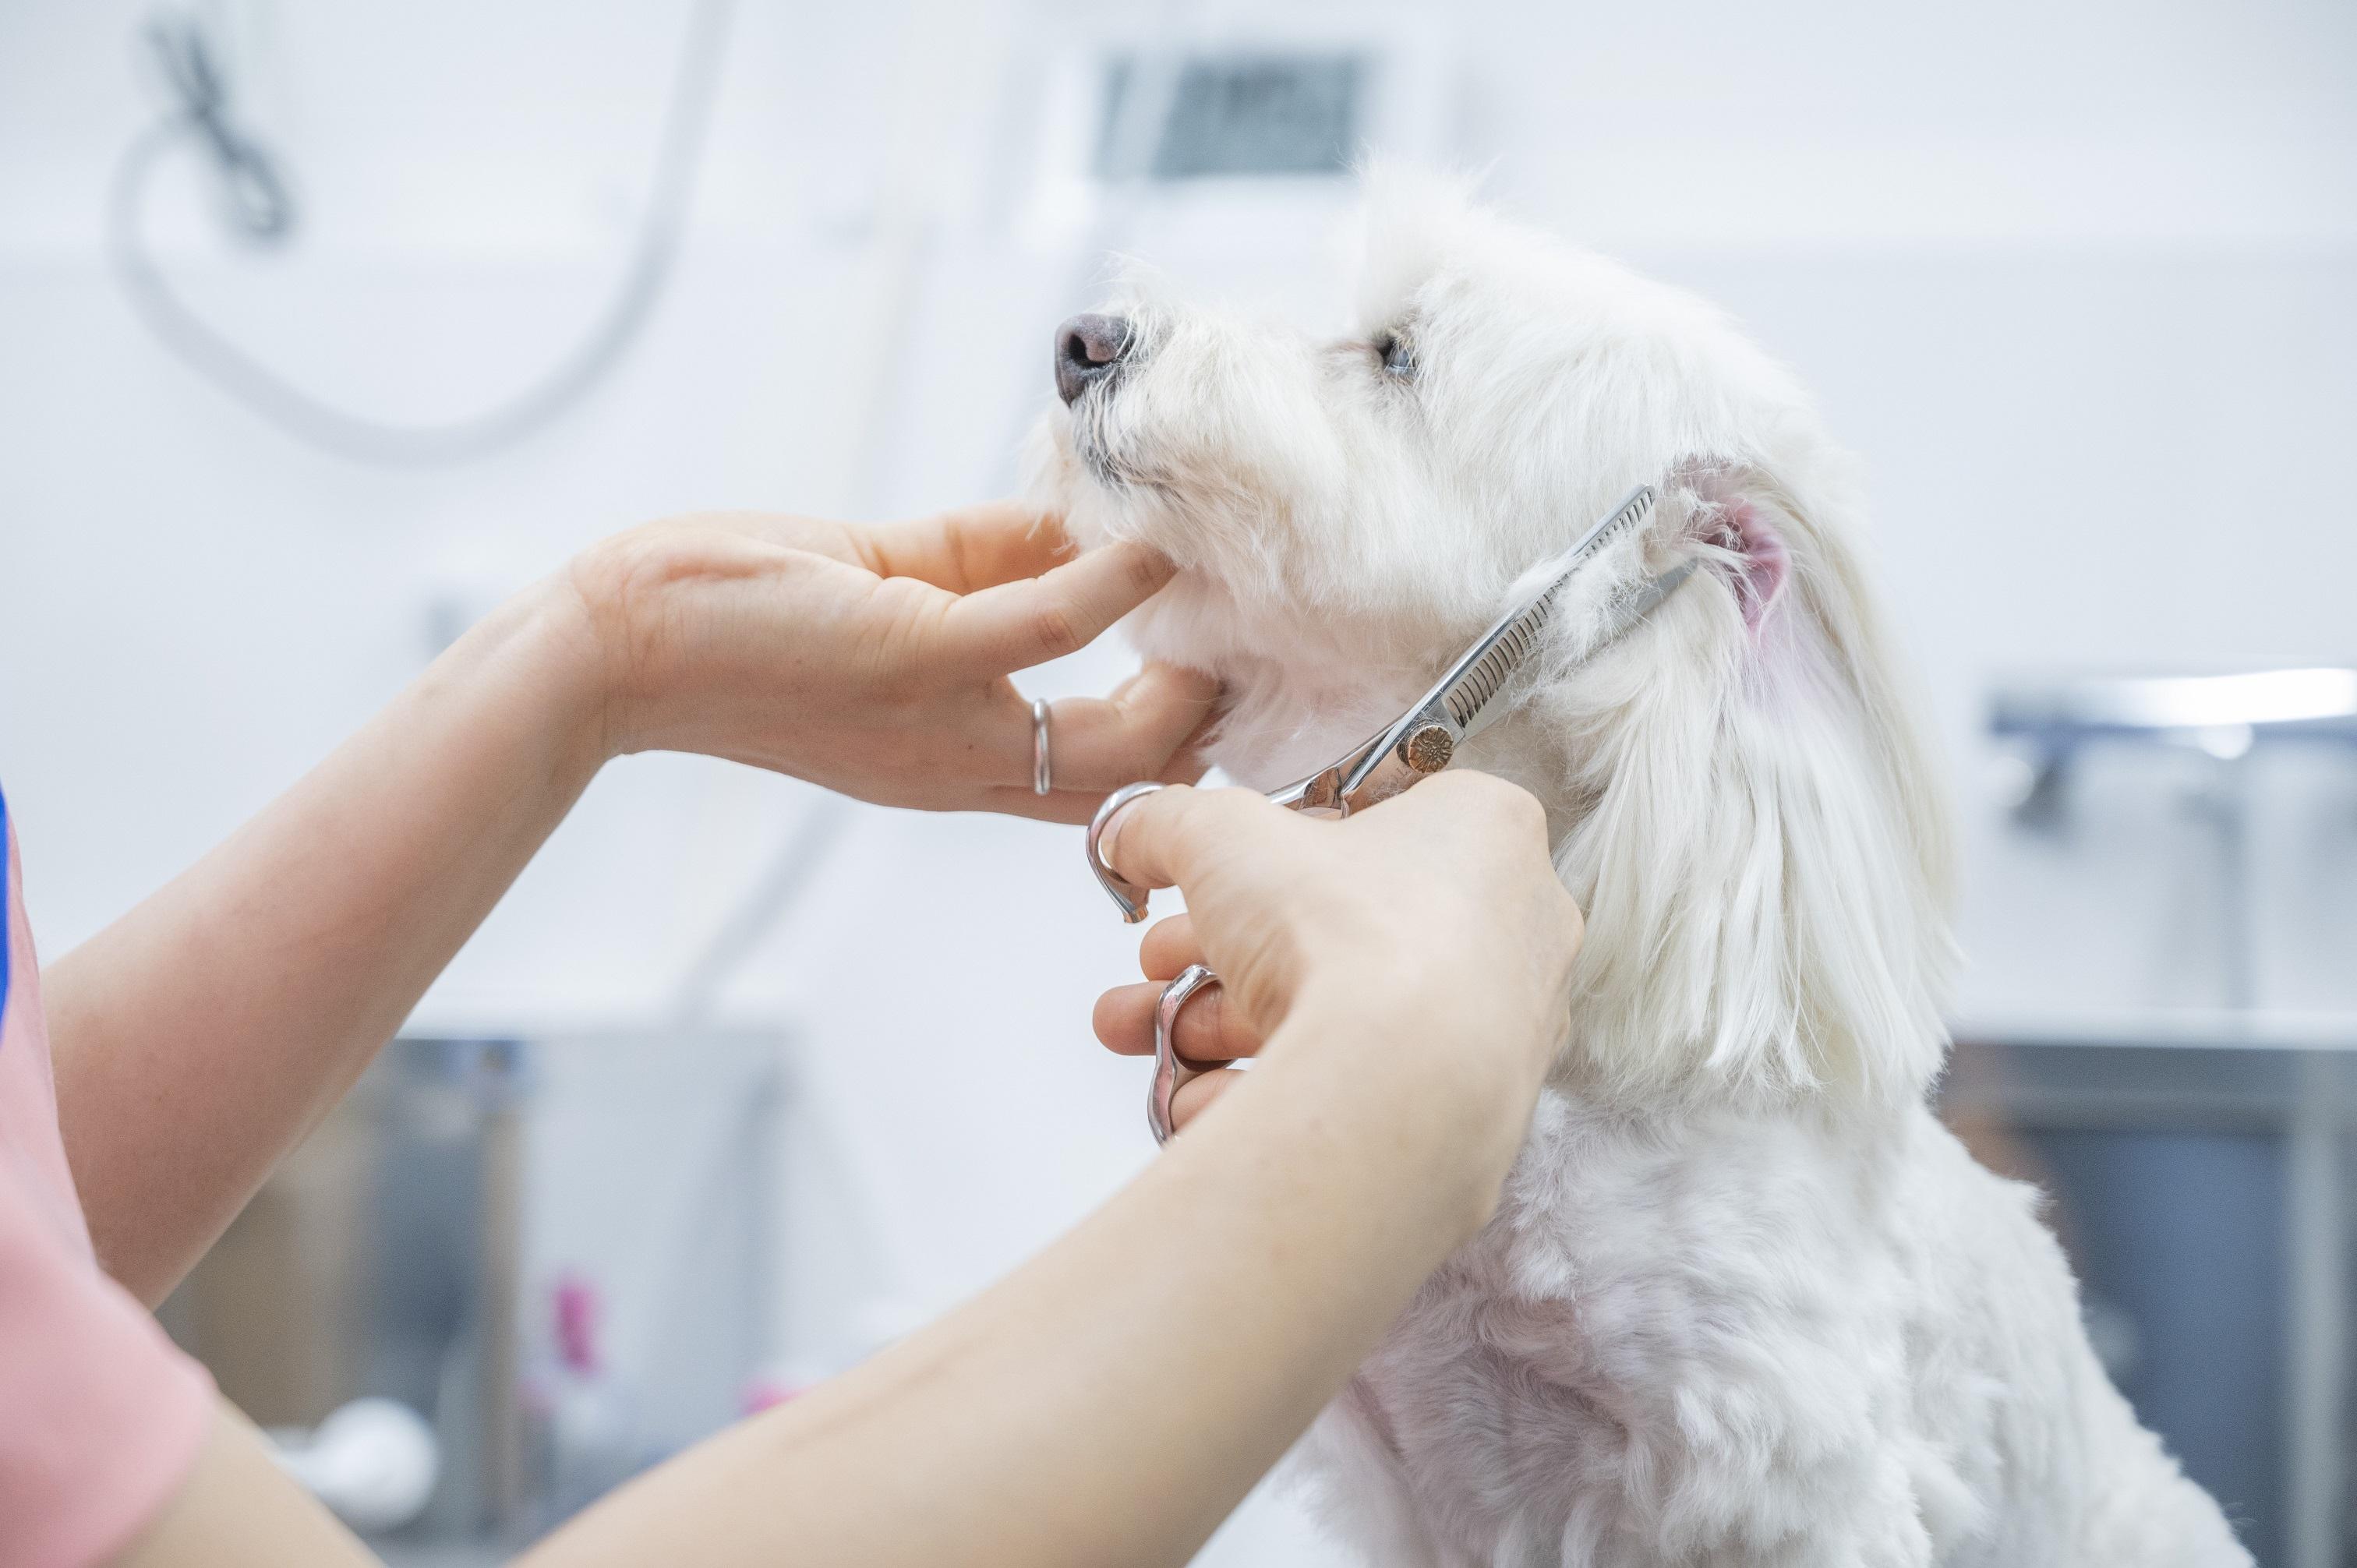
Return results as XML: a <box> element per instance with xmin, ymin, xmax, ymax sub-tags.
<box><xmin>1030</xmin><ymin>172</ymin><xmax>2249</xmax><ymax>1567</ymax></box>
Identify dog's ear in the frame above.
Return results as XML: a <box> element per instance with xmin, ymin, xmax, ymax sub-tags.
<box><xmin>1719</xmin><ymin>498</ymin><xmax>1790</xmax><ymax>630</ymax></box>
<box><xmin>1677</xmin><ymin>465</ymin><xmax>1793</xmax><ymax>635</ymax></box>
<box><xmin>1558</xmin><ymin>459</ymin><xmax>1956</xmax><ymax>1110</ymax></box>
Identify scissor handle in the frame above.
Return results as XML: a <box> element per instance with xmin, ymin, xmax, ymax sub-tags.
<box><xmin>1150</xmin><ymin>964</ymin><xmax>1227</xmax><ymax>1144</ymax></box>
<box><xmin>1087</xmin><ymin>781</ymin><xmax>1165</xmax><ymax>923</ymax></box>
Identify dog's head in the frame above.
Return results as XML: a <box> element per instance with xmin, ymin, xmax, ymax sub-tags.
<box><xmin>1030</xmin><ymin>171</ymin><xmax>1956</xmax><ymax>1109</ymax></box>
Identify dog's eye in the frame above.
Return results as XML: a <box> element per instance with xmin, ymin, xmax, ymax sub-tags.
<box><xmin>1373</xmin><ymin>330</ymin><xmax>1416</xmax><ymax>380</ymax></box>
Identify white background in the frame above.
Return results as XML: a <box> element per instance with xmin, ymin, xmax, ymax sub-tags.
<box><xmin>2</xmin><ymin>2</ymin><xmax>2352</xmax><ymax>1560</ymax></box>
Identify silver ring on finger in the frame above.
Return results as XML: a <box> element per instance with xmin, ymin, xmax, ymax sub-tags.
<box><xmin>1031</xmin><ymin>697</ymin><xmax>1053</xmax><ymax>796</ymax></box>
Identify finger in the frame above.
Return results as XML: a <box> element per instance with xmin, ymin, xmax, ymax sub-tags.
<box><xmin>1137</xmin><ymin>913</ymin><xmax>1201</xmax><ymax>981</ymax></box>
<box><xmin>863</xmin><ymin>501</ymin><xmax>1076</xmax><ymax>594</ymax></box>
<box><xmin>1093</xmin><ymin>983</ymin><xmax>1160</xmax><ymax>1055</ymax></box>
<box><xmin>1094</xmin><ymin>783</ymin><xmax>1288</xmax><ymax>897</ymax></box>
<box><xmin>1043</xmin><ymin>663</ymin><xmax>1221</xmax><ymax>792</ymax></box>
<box><xmin>977</xmin><ymin>785</ymin><xmax>1139</xmax><ymax>826</ymax></box>
<box><xmin>1168</xmin><ymin>1067</ymin><xmax>1245</xmax><ymax>1133</ymax></box>
<box><xmin>1156</xmin><ymin>700</ymin><xmax>1224</xmax><ymax>787</ymax></box>
<box><xmin>1065</xmin><ymin>660</ymin><xmax>1225</xmax><ymax>787</ymax></box>
<box><xmin>977</xmin><ymin>783</ymin><xmax>1150</xmax><ymax>825</ymax></box>
<box><xmin>939</xmin><ymin>541</ymin><xmax>1176</xmax><ymax>673</ymax></box>
<box><xmin>1092</xmin><ymin>980</ymin><xmax>1265</xmax><ymax>1061</ymax></box>
<box><xmin>968</xmin><ymin>664</ymin><xmax>1219</xmax><ymax>823</ymax></box>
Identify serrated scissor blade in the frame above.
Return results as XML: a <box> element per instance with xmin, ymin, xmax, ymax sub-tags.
<box><xmin>1440</xmin><ymin>485</ymin><xmax>1657</xmax><ymax>743</ymax></box>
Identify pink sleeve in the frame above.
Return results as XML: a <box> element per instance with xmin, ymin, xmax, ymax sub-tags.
<box><xmin>0</xmin><ymin>806</ymin><xmax>214</xmax><ymax>1568</ymax></box>
<box><xmin>0</xmin><ymin>1157</ymin><xmax>215</xmax><ymax>1568</ymax></box>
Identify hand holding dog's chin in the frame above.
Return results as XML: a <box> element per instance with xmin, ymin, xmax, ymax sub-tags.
<box><xmin>548</xmin><ymin>506</ymin><xmax>1215</xmax><ymax>820</ymax></box>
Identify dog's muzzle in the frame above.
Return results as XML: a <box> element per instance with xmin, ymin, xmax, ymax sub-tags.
<box><xmin>1055</xmin><ymin>313</ymin><xmax>1133</xmax><ymax>405</ymax></box>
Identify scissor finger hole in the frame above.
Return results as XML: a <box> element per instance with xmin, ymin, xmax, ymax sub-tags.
<box><xmin>1151</xmin><ymin>964</ymin><xmax>1242</xmax><ymax>1143</ymax></box>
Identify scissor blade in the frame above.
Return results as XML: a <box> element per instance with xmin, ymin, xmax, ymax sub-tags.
<box><xmin>1440</xmin><ymin>486</ymin><xmax>1658</xmax><ymax>740</ymax></box>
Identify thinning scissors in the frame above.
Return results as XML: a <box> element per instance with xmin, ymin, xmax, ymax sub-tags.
<box><xmin>1083</xmin><ymin>484</ymin><xmax>1693</xmax><ymax>1142</ymax></box>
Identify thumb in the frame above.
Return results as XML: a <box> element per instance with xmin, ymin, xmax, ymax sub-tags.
<box><xmin>1096</xmin><ymin>785</ymin><xmax>1291</xmax><ymax>902</ymax></box>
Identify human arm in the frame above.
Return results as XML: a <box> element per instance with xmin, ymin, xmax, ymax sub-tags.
<box><xmin>48</xmin><ymin>503</ymin><xmax>1214</xmax><ymax>1305</ymax></box>
<box><xmin>118</xmin><ymin>774</ymin><xmax>1583</xmax><ymax>1567</ymax></box>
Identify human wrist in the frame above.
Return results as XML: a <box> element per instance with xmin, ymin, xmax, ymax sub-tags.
<box><xmin>1288</xmin><ymin>962</ymin><xmax>1558</xmax><ymax>1093</ymax></box>
<box><xmin>1273</xmin><ymin>973</ymin><xmax>1550</xmax><ymax>1224</ymax></box>
<box><xmin>555</xmin><ymin>534</ymin><xmax>665</xmax><ymax>764</ymax></box>
<box><xmin>481</xmin><ymin>573</ymin><xmax>622</xmax><ymax>782</ymax></box>
<box><xmin>1245</xmin><ymin>1016</ymin><xmax>1525</xmax><ymax>1248</ymax></box>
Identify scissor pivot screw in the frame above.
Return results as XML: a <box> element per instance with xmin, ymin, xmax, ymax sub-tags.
<box><xmin>1401</xmin><ymin>723</ymin><xmax>1455</xmax><ymax>774</ymax></box>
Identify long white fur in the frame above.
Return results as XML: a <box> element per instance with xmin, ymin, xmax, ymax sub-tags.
<box><xmin>1029</xmin><ymin>170</ymin><xmax>2249</xmax><ymax>1566</ymax></box>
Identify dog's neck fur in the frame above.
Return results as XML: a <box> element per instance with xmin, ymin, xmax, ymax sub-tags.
<box><xmin>1143</xmin><ymin>474</ymin><xmax>1957</xmax><ymax>1121</ymax></box>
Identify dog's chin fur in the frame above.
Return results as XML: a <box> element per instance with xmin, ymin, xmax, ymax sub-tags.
<box><xmin>1027</xmin><ymin>170</ymin><xmax>2249</xmax><ymax>1565</ymax></box>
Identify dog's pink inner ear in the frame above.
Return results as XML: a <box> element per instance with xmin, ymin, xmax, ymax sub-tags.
<box><xmin>1720</xmin><ymin>500</ymin><xmax>1789</xmax><ymax>630</ymax></box>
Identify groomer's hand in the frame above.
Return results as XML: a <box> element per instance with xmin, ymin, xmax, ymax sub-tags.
<box><xmin>564</xmin><ymin>503</ymin><xmax>1215</xmax><ymax>821</ymax></box>
<box><xmin>1090</xmin><ymin>774</ymin><xmax>1582</xmax><ymax>1153</ymax></box>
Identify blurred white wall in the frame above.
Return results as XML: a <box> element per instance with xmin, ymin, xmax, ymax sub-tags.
<box><xmin>2</xmin><ymin>2</ymin><xmax>2353</xmax><ymax>1561</ymax></box>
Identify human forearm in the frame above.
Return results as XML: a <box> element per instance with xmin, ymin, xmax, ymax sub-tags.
<box><xmin>48</xmin><ymin>583</ymin><xmax>607</xmax><ymax>1304</ymax></box>
<box><xmin>521</xmin><ymin>991</ymin><xmax>1518</xmax><ymax>1568</ymax></box>
<box><xmin>120</xmin><ymin>993</ymin><xmax>1521</xmax><ymax>1568</ymax></box>
<box><xmin>44</xmin><ymin>501</ymin><xmax>1211</xmax><ymax>1308</ymax></box>
<box><xmin>109</xmin><ymin>772</ymin><xmax>1576</xmax><ymax>1567</ymax></box>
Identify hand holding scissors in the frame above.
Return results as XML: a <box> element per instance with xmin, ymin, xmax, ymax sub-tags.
<box><xmin>1087</xmin><ymin>774</ymin><xmax>1586</xmax><ymax>1139</ymax></box>
<box><xmin>1086</xmin><ymin>487</ymin><xmax>1682</xmax><ymax>1141</ymax></box>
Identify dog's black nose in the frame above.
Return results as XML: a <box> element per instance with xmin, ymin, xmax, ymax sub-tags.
<box><xmin>1055</xmin><ymin>313</ymin><xmax>1132</xmax><ymax>405</ymax></box>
